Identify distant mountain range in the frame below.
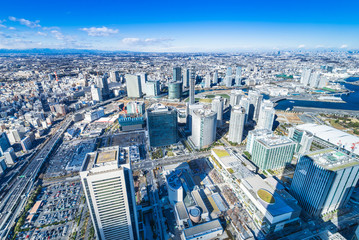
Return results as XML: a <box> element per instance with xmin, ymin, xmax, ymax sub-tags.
<box><xmin>0</xmin><ymin>48</ymin><xmax>135</xmax><ymax>54</ymax></box>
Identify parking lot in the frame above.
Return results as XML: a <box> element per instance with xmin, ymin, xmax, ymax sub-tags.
<box><xmin>19</xmin><ymin>181</ymin><xmax>83</xmax><ymax>240</ymax></box>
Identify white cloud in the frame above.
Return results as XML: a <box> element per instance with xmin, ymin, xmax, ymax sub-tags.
<box><xmin>8</xmin><ymin>16</ymin><xmax>41</xmax><ymax>28</ymax></box>
<box><xmin>122</xmin><ymin>38</ymin><xmax>174</xmax><ymax>46</ymax></box>
<box><xmin>297</xmin><ymin>44</ymin><xmax>306</xmax><ymax>49</ymax></box>
<box><xmin>340</xmin><ymin>44</ymin><xmax>348</xmax><ymax>49</ymax></box>
<box><xmin>37</xmin><ymin>31</ymin><xmax>47</xmax><ymax>36</ymax></box>
<box><xmin>8</xmin><ymin>27</ymin><xmax>16</xmax><ymax>30</ymax></box>
<box><xmin>51</xmin><ymin>30</ymin><xmax>64</xmax><ymax>40</ymax></box>
<box><xmin>80</xmin><ymin>26</ymin><xmax>118</xmax><ymax>36</ymax></box>
<box><xmin>0</xmin><ymin>24</ymin><xmax>6</xmax><ymax>28</ymax></box>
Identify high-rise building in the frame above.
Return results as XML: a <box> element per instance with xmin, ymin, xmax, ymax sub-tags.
<box><xmin>187</xmin><ymin>103</ymin><xmax>204</xmax><ymax>133</ymax></box>
<box><xmin>168</xmin><ymin>81</ymin><xmax>182</xmax><ymax>99</ymax></box>
<box><xmin>173</xmin><ymin>67</ymin><xmax>182</xmax><ymax>82</ymax></box>
<box><xmin>0</xmin><ymin>132</ymin><xmax>11</xmax><ymax>156</ymax></box>
<box><xmin>300</xmin><ymin>68</ymin><xmax>312</xmax><ymax>86</ymax></box>
<box><xmin>288</xmin><ymin>127</ymin><xmax>314</xmax><ymax>154</ymax></box>
<box><xmin>204</xmin><ymin>73</ymin><xmax>211</xmax><ymax>88</ymax></box>
<box><xmin>248</xmin><ymin>90</ymin><xmax>263</xmax><ymax>122</ymax></box>
<box><xmin>96</xmin><ymin>75</ymin><xmax>110</xmax><ymax>100</ymax></box>
<box><xmin>225</xmin><ymin>67</ymin><xmax>233</xmax><ymax>87</ymax></box>
<box><xmin>139</xmin><ymin>73</ymin><xmax>147</xmax><ymax>95</ymax></box>
<box><xmin>80</xmin><ymin>146</ymin><xmax>139</xmax><ymax>240</ymax></box>
<box><xmin>235</xmin><ymin>66</ymin><xmax>242</xmax><ymax>86</ymax></box>
<box><xmin>146</xmin><ymin>104</ymin><xmax>178</xmax><ymax>148</ymax></box>
<box><xmin>109</xmin><ymin>71</ymin><xmax>120</xmax><ymax>83</ymax></box>
<box><xmin>190</xmin><ymin>109</ymin><xmax>217</xmax><ymax>149</ymax></box>
<box><xmin>229</xmin><ymin>89</ymin><xmax>243</xmax><ymax>106</ymax></box>
<box><xmin>145</xmin><ymin>80</ymin><xmax>160</xmax><ymax>97</ymax></box>
<box><xmin>256</xmin><ymin>100</ymin><xmax>275</xmax><ymax>130</ymax></box>
<box><xmin>212</xmin><ymin>70</ymin><xmax>218</xmax><ymax>84</ymax></box>
<box><xmin>183</xmin><ymin>68</ymin><xmax>190</xmax><ymax>88</ymax></box>
<box><xmin>309</xmin><ymin>72</ymin><xmax>320</xmax><ymax>88</ymax></box>
<box><xmin>251</xmin><ymin>134</ymin><xmax>296</xmax><ymax>170</ymax></box>
<box><xmin>211</xmin><ymin>96</ymin><xmax>224</xmax><ymax>126</ymax></box>
<box><xmin>126</xmin><ymin>101</ymin><xmax>145</xmax><ymax>115</ymax></box>
<box><xmin>189</xmin><ymin>66</ymin><xmax>196</xmax><ymax>104</ymax></box>
<box><xmin>228</xmin><ymin>106</ymin><xmax>245</xmax><ymax>144</ymax></box>
<box><xmin>290</xmin><ymin>149</ymin><xmax>359</xmax><ymax>216</ymax></box>
<box><xmin>239</xmin><ymin>96</ymin><xmax>250</xmax><ymax>123</ymax></box>
<box><xmin>125</xmin><ymin>74</ymin><xmax>142</xmax><ymax>98</ymax></box>
<box><xmin>91</xmin><ymin>85</ymin><xmax>103</xmax><ymax>102</ymax></box>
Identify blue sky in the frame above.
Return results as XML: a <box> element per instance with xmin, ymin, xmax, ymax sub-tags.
<box><xmin>1</xmin><ymin>0</ymin><xmax>359</xmax><ymax>51</ymax></box>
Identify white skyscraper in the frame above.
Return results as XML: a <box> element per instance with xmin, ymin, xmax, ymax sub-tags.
<box><xmin>212</xmin><ymin>70</ymin><xmax>218</xmax><ymax>84</ymax></box>
<box><xmin>248</xmin><ymin>90</ymin><xmax>263</xmax><ymax>122</ymax></box>
<box><xmin>204</xmin><ymin>73</ymin><xmax>211</xmax><ymax>88</ymax></box>
<box><xmin>309</xmin><ymin>72</ymin><xmax>321</xmax><ymax>88</ymax></box>
<box><xmin>225</xmin><ymin>67</ymin><xmax>233</xmax><ymax>87</ymax></box>
<box><xmin>190</xmin><ymin>109</ymin><xmax>217</xmax><ymax>149</ymax></box>
<box><xmin>256</xmin><ymin>100</ymin><xmax>275</xmax><ymax>130</ymax></box>
<box><xmin>300</xmin><ymin>68</ymin><xmax>312</xmax><ymax>86</ymax></box>
<box><xmin>239</xmin><ymin>96</ymin><xmax>250</xmax><ymax>123</ymax></box>
<box><xmin>126</xmin><ymin>74</ymin><xmax>142</xmax><ymax>98</ymax></box>
<box><xmin>211</xmin><ymin>96</ymin><xmax>224</xmax><ymax>126</ymax></box>
<box><xmin>91</xmin><ymin>85</ymin><xmax>102</xmax><ymax>102</ymax></box>
<box><xmin>229</xmin><ymin>89</ymin><xmax>243</xmax><ymax>106</ymax></box>
<box><xmin>235</xmin><ymin>66</ymin><xmax>242</xmax><ymax>86</ymax></box>
<box><xmin>145</xmin><ymin>80</ymin><xmax>160</xmax><ymax>96</ymax></box>
<box><xmin>228</xmin><ymin>106</ymin><xmax>246</xmax><ymax>144</ymax></box>
<box><xmin>139</xmin><ymin>73</ymin><xmax>147</xmax><ymax>95</ymax></box>
<box><xmin>109</xmin><ymin>71</ymin><xmax>120</xmax><ymax>83</ymax></box>
<box><xmin>80</xmin><ymin>146</ymin><xmax>139</xmax><ymax>240</ymax></box>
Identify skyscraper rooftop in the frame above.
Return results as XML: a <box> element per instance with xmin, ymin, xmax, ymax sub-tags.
<box><xmin>307</xmin><ymin>149</ymin><xmax>359</xmax><ymax>171</ymax></box>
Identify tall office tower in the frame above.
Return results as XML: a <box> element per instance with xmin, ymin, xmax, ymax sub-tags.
<box><xmin>288</xmin><ymin>127</ymin><xmax>314</xmax><ymax>154</ymax></box>
<box><xmin>97</xmin><ymin>75</ymin><xmax>110</xmax><ymax>100</ymax></box>
<box><xmin>0</xmin><ymin>132</ymin><xmax>11</xmax><ymax>156</ymax></box>
<box><xmin>225</xmin><ymin>67</ymin><xmax>233</xmax><ymax>87</ymax></box>
<box><xmin>168</xmin><ymin>81</ymin><xmax>183</xmax><ymax>99</ymax></box>
<box><xmin>146</xmin><ymin>104</ymin><xmax>178</xmax><ymax>148</ymax></box>
<box><xmin>211</xmin><ymin>96</ymin><xmax>224</xmax><ymax>126</ymax></box>
<box><xmin>229</xmin><ymin>89</ymin><xmax>243</xmax><ymax>106</ymax></box>
<box><xmin>212</xmin><ymin>70</ymin><xmax>218</xmax><ymax>84</ymax></box>
<box><xmin>109</xmin><ymin>71</ymin><xmax>120</xmax><ymax>83</ymax></box>
<box><xmin>246</xmin><ymin>129</ymin><xmax>273</xmax><ymax>154</ymax></box>
<box><xmin>290</xmin><ymin>149</ymin><xmax>359</xmax><ymax>217</ymax></box>
<box><xmin>204</xmin><ymin>74</ymin><xmax>211</xmax><ymax>88</ymax></box>
<box><xmin>190</xmin><ymin>109</ymin><xmax>217</xmax><ymax>149</ymax></box>
<box><xmin>183</xmin><ymin>68</ymin><xmax>190</xmax><ymax>88</ymax></box>
<box><xmin>126</xmin><ymin>101</ymin><xmax>145</xmax><ymax>115</ymax></box>
<box><xmin>125</xmin><ymin>74</ymin><xmax>142</xmax><ymax>98</ymax></box>
<box><xmin>189</xmin><ymin>66</ymin><xmax>196</xmax><ymax>104</ymax></box>
<box><xmin>91</xmin><ymin>85</ymin><xmax>103</xmax><ymax>102</ymax></box>
<box><xmin>235</xmin><ymin>66</ymin><xmax>242</xmax><ymax>86</ymax></box>
<box><xmin>80</xmin><ymin>146</ymin><xmax>139</xmax><ymax>240</ymax></box>
<box><xmin>248</xmin><ymin>90</ymin><xmax>263</xmax><ymax>122</ymax></box>
<box><xmin>173</xmin><ymin>67</ymin><xmax>182</xmax><ymax>82</ymax></box>
<box><xmin>145</xmin><ymin>80</ymin><xmax>160</xmax><ymax>97</ymax></box>
<box><xmin>251</xmin><ymin>134</ymin><xmax>296</xmax><ymax>170</ymax></box>
<box><xmin>228</xmin><ymin>106</ymin><xmax>246</xmax><ymax>144</ymax></box>
<box><xmin>300</xmin><ymin>68</ymin><xmax>312</xmax><ymax>86</ymax></box>
<box><xmin>256</xmin><ymin>100</ymin><xmax>275</xmax><ymax>130</ymax></box>
<box><xmin>139</xmin><ymin>73</ymin><xmax>148</xmax><ymax>95</ymax></box>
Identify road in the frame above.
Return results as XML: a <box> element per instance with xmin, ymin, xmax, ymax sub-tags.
<box><xmin>0</xmin><ymin>116</ymin><xmax>73</xmax><ymax>238</ymax></box>
<box><xmin>132</xmin><ymin>151</ymin><xmax>211</xmax><ymax>171</ymax></box>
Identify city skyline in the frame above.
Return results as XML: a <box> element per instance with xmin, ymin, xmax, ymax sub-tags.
<box><xmin>1</xmin><ymin>0</ymin><xmax>359</xmax><ymax>51</ymax></box>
